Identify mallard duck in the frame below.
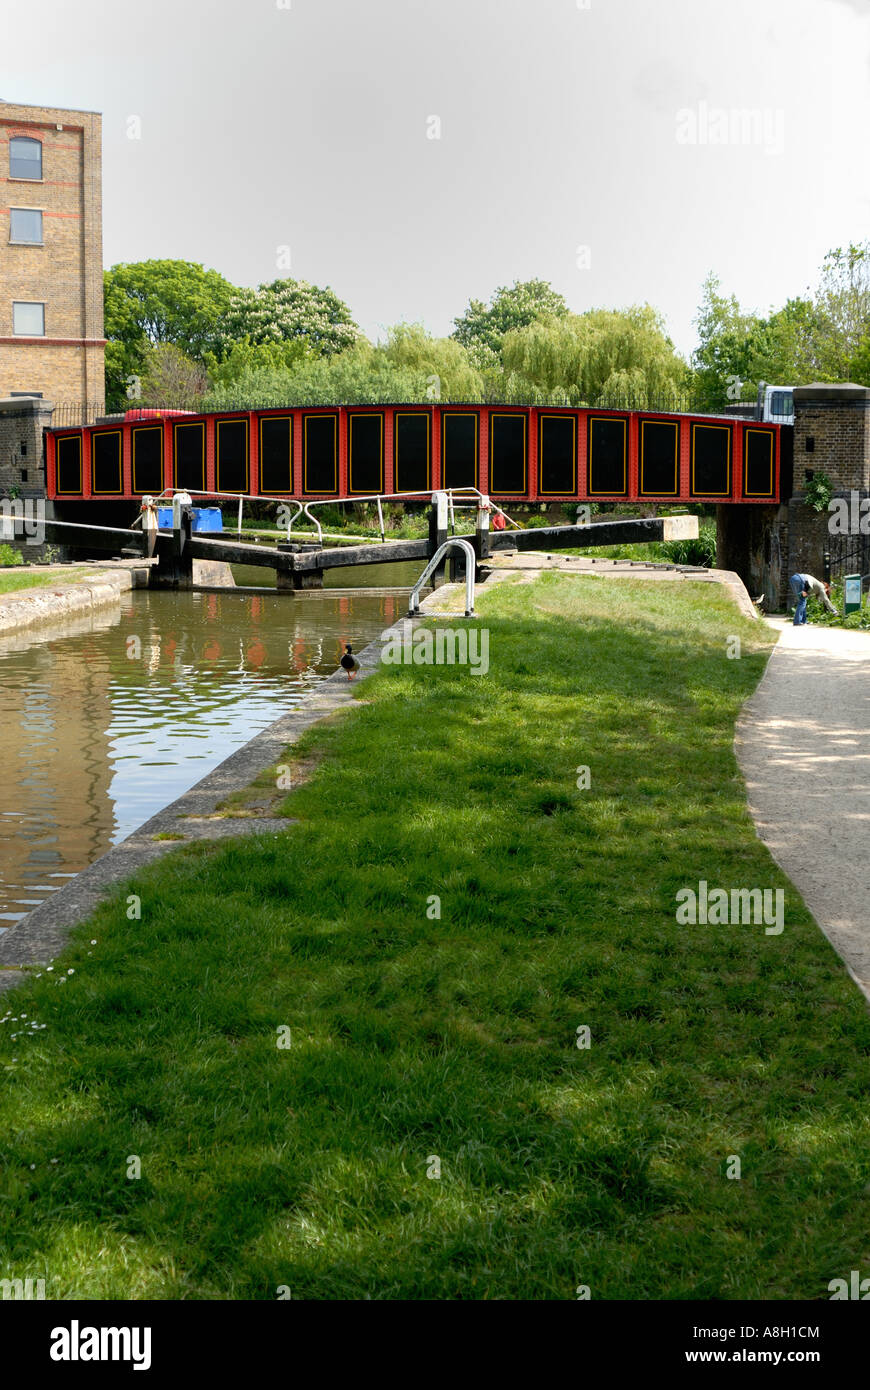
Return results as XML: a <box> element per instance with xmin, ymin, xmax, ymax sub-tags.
<box><xmin>340</xmin><ymin>645</ymin><xmax>360</xmax><ymax>681</ymax></box>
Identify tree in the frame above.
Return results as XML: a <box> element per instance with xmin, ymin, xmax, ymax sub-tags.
<box><xmin>203</xmin><ymin>324</ymin><xmax>484</xmax><ymax>410</ymax></box>
<box><xmin>204</xmin><ymin>343</ymin><xmax>423</xmax><ymax>410</ymax></box>
<box><xmin>379</xmin><ymin>323</ymin><xmax>484</xmax><ymax>400</ymax></box>
<box><xmin>751</xmin><ymin>297</ymin><xmax>820</xmax><ymax>387</ymax></box>
<box><xmin>691</xmin><ymin>274</ymin><xmax>769</xmax><ymax>409</ymax></box>
<box><xmin>215</xmin><ymin>278</ymin><xmax>361</xmax><ymax>356</ymax></box>
<box><xmin>501</xmin><ymin>305</ymin><xmax>689</xmax><ymax>405</ymax></box>
<box><xmin>452</xmin><ymin>279</ymin><xmax>570</xmax><ymax>369</ymax></box>
<box><xmin>137</xmin><ymin>343</ymin><xmax>208</xmax><ymax>411</ymax></box>
<box><xmin>203</xmin><ymin>337</ymin><xmax>317</xmax><ymax>393</ymax></box>
<box><xmin>813</xmin><ymin>243</ymin><xmax>870</xmax><ymax>380</ymax></box>
<box><xmin>104</xmin><ymin>259</ymin><xmax>237</xmax><ymax>408</ymax></box>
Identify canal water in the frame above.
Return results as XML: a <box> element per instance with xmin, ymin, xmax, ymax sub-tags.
<box><xmin>0</xmin><ymin>579</ymin><xmax>411</xmax><ymax>931</ymax></box>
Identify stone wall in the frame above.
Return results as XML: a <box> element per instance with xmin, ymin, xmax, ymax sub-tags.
<box><xmin>784</xmin><ymin>384</ymin><xmax>870</xmax><ymax>605</ymax></box>
<box><xmin>717</xmin><ymin>384</ymin><xmax>870</xmax><ymax>611</ymax></box>
<box><xmin>0</xmin><ymin>395</ymin><xmax>53</xmax><ymax>561</ymax></box>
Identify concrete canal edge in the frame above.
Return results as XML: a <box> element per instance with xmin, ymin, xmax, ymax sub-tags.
<box><xmin>0</xmin><ymin>557</ymin><xmax>240</xmax><ymax>642</ymax></box>
<box><xmin>0</xmin><ymin>598</ymin><xmax>450</xmax><ymax>992</ymax></box>
<box><xmin>0</xmin><ymin>565</ymin><xmax>142</xmax><ymax>638</ymax></box>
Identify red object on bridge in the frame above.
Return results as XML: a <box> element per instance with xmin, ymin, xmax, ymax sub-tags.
<box><xmin>45</xmin><ymin>403</ymin><xmax>782</xmax><ymax>507</ymax></box>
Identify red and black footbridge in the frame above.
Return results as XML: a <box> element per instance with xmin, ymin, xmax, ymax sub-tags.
<box><xmin>45</xmin><ymin>403</ymin><xmax>784</xmax><ymax>507</ymax></box>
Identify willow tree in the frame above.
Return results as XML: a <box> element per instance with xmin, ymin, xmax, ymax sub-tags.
<box><xmin>452</xmin><ymin>280</ymin><xmax>570</xmax><ymax>371</ymax></box>
<box><xmin>501</xmin><ymin>306</ymin><xmax>690</xmax><ymax>406</ymax></box>
<box><xmin>379</xmin><ymin>323</ymin><xmax>484</xmax><ymax>401</ymax></box>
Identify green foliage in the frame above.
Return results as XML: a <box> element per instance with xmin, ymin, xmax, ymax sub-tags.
<box><xmin>0</xmin><ymin>543</ymin><xmax>24</xmax><ymax>567</ymax></box>
<box><xmin>204</xmin><ymin>328</ymin><xmax>484</xmax><ymax>409</ymax></box>
<box><xmin>803</xmin><ymin>470</ymin><xmax>833</xmax><ymax>513</ymax></box>
<box><xmin>452</xmin><ymin>279</ymin><xmax>570</xmax><ymax>370</ymax></box>
<box><xmin>215</xmin><ymin>278</ymin><xmax>361</xmax><ymax>357</ymax></box>
<box><xmin>660</xmin><ymin>522</ymin><xmax>717</xmax><ymax>567</ymax></box>
<box><xmin>104</xmin><ymin>260</ymin><xmax>237</xmax><ymax>408</ymax></box>
<box><xmin>203</xmin><ymin>337</ymin><xmax>317</xmax><ymax>392</ymax></box>
<box><xmin>501</xmin><ymin>305</ymin><xmax>689</xmax><ymax>405</ymax></box>
<box><xmin>691</xmin><ymin>274</ymin><xmax>771</xmax><ymax>411</ymax></box>
<box><xmin>690</xmin><ymin>243</ymin><xmax>870</xmax><ymax>407</ymax></box>
<box><xmin>379</xmin><ymin>323</ymin><xmax>484</xmax><ymax>400</ymax></box>
<box><xmin>813</xmin><ymin>244</ymin><xmax>870</xmax><ymax>381</ymax></box>
<box><xmin>808</xmin><ymin>580</ymin><xmax>870</xmax><ymax>629</ymax></box>
<box><xmin>137</xmin><ymin>343</ymin><xmax>209</xmax><ymax>411</ymax></box>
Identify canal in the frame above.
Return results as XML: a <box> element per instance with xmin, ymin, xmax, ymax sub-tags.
<box><xmin>0</xmin><ymin>576</ymin><xmax>414</xmax><ymax>930</ymax></box>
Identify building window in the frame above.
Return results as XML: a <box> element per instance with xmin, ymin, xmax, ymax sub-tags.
<box><xmin>9</xmin><ymin>208</ymin><xmax>43</xmax><ymax>244</ymax></box>
<box><xmin>9</xmin><ymin>137</ymin><xmax>42</xmax><ymax>181</ymax></box>
<box><xmin>13</xmin><ymin>302</ymin><xmax>45</xmax><ymax>336</ymax></box>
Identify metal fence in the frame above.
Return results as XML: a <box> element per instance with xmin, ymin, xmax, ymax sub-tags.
<box><xmin>827</xmin><ymin>532</ymin><xmax>870</xmax><ymax>583</ymax></box>
<box><xmin>46</xmin><ymin>393</ymin><xmax>747</xmax><ymax>428</ymax></box>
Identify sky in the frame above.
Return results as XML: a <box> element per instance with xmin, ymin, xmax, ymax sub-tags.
<box><xmin>2</xmin><ymin>0</ymin><xmax>870</xmax><ymax>361</ymax></box>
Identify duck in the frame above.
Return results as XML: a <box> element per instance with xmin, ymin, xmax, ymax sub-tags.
<box><xmin>340</xmin><ymin>645</ymin><xmax>360</xmax><ymax>681</ymax></box>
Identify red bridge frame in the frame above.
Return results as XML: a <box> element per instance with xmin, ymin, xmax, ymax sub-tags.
<box><xmin>46</xmin><ymin>404</ymin><xmax>781</xmax><ymax>506</ymax></box>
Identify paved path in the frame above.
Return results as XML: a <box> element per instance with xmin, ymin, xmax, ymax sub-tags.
<box><xmin>736</xmin><ymin>617</ymin><xmax>870</xmax><ymax>1000</ymax></box>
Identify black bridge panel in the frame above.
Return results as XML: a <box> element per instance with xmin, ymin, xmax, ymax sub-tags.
<box><xmin>394</xmin><ymin>413</ymin><xmax>430</xmax><ymax>494</ymax></box>
<box><xmin>260</xmin><ymin>416</ymin><xmax>293</xmax><ymax>493</ymax></box>
<box><xmin>539</xmin><ymin>414</ymin><xmax>576</xmax><ymax>495</ymax></box>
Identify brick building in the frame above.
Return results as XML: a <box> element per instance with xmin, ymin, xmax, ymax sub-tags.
<box><xmin>0</xmin><ymin>101</ymin><xmax>104</xmax><ymax>410</ymax></box>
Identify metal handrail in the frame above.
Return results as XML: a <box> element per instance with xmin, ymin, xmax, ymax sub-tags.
<box><xmin>408</xmin><ymin>539</ymin><xmax>476</xmax><ymax>618</ymax></box>
<box><xmin>128</xmin><ymin>485</ymin><xmax>522</xmax><ymax>547</ymax></box>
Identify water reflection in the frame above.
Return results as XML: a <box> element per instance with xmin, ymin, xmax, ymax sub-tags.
<box><xmin>0</xmin><ymin>588</ymin><xmax>401</xmax><ymax>928</ymax></box>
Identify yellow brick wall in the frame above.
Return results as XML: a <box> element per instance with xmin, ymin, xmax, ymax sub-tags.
<box><xmin>0</xmin><ymin>103</ymin><xmax>105</xmax><ymax>408</ymax></box>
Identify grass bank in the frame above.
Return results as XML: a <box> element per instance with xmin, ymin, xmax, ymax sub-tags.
<box><xmin>0</xmin><ymin>568</ymin><xmax>92</xmax><ymax>596</ymax></box>
<box><xmin>1</xmin><ymin>574</ymin><xmax>869</xmax><ymax>1300</ymax></box>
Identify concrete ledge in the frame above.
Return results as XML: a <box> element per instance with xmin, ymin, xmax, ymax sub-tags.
<box><xmin>793</xmin><ymin>382</ymin><xmax>870</xmax><ymax>405</ymax></box>
<box><xmin>0</xmin><ymin>568</ymin><xmax>139</xmax><ymax>637</ymax></box>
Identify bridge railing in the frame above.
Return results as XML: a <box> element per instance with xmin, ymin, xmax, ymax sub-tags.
<box><xmin>128</xmin><ymin>485</ymin><xmax>522</xmax><ymax>548</ymax></box>
<box><xmin>47</xmin><ymin>393</ymin><xmax>752</xmax><ymax>429</ymax></box>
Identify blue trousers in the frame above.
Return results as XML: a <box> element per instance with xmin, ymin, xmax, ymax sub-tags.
<box><xmin>790</xmin><ymin>574</ymin><xmax>808</xmax><ymax>625</ymax></box>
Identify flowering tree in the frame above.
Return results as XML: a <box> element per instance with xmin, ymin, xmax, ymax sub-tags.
<box><xmin>216</xmin><ymin>278</ymin><xmax>362</xmax><ymax>356</ymax></box>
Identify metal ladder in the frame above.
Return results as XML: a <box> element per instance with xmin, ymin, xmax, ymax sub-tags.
<box><xmin>408</xmin><ymin>538</ymin><xmax>476</xmax><ymax>618</ymax></box>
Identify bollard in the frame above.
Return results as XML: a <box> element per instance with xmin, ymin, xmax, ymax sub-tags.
<box><xmin>475</xmin><ymin>496</ymin><xmax>491</xmax><ymax>561</ymax></box>
<box><xmin>428</xmin><ymin>491</ymin><xmax>449</xmax><ymax>587</ymax></box>
<box><xmin>155</xmin><ymin>489</ymin><xmax>194</xmax><ymax>588</ymax></box>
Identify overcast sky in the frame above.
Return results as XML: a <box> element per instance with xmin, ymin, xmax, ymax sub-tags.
<box><xmin>3</xmin><ymin>0</ymin><xmax>870</xmax><ymax>360</ymax></box>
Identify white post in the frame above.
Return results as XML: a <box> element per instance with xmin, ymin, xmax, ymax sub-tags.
<box><xmin>432</xmin><ymin>490</ymin><xmax>449</xmax><ymax>533</ymax></box>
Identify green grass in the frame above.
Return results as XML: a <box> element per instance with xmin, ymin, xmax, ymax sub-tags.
<box><xmin>2</xmin><ymin>574</ymin><xmax>869</xmax><ymax>1301</ymax></box>
<box><xmin>0</xmin><ymin>568</ymin><xmax>91</xmax><ymax>596</ymax></box>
